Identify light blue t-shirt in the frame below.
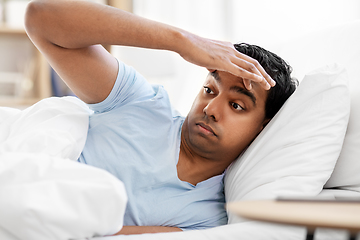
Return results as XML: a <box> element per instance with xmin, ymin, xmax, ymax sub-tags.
<box><xmin>78</xmin><ymin>60</ymin><xmax>227</xmax><ymax>230</ymax></box>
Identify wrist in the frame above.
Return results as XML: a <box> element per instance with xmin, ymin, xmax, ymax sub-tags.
<box><xmin>167</xmin><ymin>27</ymin><xmax>194</xmax><ymax>57</ymax></box>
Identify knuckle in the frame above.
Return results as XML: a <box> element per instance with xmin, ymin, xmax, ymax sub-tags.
<box><xmin>254</xmin><ymin>62</ymin><xmax>261</xmax><ymax>70</ymax></box>
<box><xmin>225</xmin><ymin>41</ymin><xmax>233</xmax><ymax>47</ymax></box>
<box><xmin>247</xmin><ymin>62</ymin><xmax>256</xmax><ymax>72</ymax></box>
<box><xmin>237</xmin><ymin>67</ymin><xmax>245</xmax><ymax>74</ymax></box>
<box><xmin>252</xmin><ymin>59</ymin><xmax>260</xmax><ymax>66</ymax></box>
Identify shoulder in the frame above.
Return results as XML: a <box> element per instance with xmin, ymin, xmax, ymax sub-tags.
<box><xmin>88</xmin><ymin>59</ymin><xmax>155</xmax><ymax>113</ymax></box>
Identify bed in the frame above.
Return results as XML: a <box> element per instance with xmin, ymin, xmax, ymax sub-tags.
<box><xmin>1</xmin><ymin>20</ymin><xmax>360</xmax><ymax>240</ymax></box>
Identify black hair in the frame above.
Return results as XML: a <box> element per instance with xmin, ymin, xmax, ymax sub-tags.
<box><xmin>234</xmin><ymin>43</ymin><xmax>298</xmax><ymax>119</ymax></box>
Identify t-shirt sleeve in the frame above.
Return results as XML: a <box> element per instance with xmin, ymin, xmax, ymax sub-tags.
<box><xmin>88</xmin><ymin>59</ymin><xmax>155</xmax><ymax>113</ymax></box>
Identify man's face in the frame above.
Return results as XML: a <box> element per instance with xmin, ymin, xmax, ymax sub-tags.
<box><xmin>182</xmin><ymin>71</ymin><xmax>269</xmax><ymax>162</ymax></box>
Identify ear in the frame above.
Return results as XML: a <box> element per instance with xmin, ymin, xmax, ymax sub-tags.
<box><xmin>248</xmin><ymin>118</ymin><xmax>271</xmax><ymax>148</ymax></box>
<box><xmin>253</xmin><ymin>118</ymin><xmax>270</xmax><ymax>140</ymax></box>
<box><xmin>260</xmin><ymin>118</ymin><xmax>271</xmax><ymax>131</ymax></box>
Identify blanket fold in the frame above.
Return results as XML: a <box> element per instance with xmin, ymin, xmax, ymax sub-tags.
<box><xmin>0</xmin><ymin>97</ymin><xmax>127</xmax><ymax>240</ymax></box>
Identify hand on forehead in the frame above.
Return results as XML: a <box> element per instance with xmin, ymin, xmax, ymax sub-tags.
<box><xmin>209</xmin><ymin>70</ymin><xmax>269</xmax><ymax>94</ymax></box>
<box><xmin>206</xmin><ymin>70</ymin><xmax>270</xmax><ymax>105</ymax></box>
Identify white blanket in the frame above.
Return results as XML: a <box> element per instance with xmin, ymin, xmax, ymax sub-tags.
<box><xmin>0</xmin><ymin>97</ymin><xmax>127</xmax><ymax>240</ymax></box>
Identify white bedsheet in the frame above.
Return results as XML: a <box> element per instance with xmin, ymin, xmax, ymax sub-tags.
<box><xmin>0</xmin><ymin>97</ymin><xmax>127</xmax><ymax>240</ymax></box>
<box><xmin>93</xmin><ymin>222</ymin><xmax>305</xmax><ymax>240</ymax></box>
<box><xmin>94</xmin><ymin>191</ymin><xmax>360</xmax><ymax>240</ymax></box>
<box><xmin>92</xmin><ymin>189</ymin><xmax>360</xmax><ymax>240</ymax></box>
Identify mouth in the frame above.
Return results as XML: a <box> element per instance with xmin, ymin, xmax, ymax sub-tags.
<box><xmin>196</xmin><ymin>122</ymin><xmax>217</xmax><ymax>136</ymax></box>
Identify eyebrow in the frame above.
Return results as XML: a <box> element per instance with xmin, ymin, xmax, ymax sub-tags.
<box><xmin>210</xmin><ymin>71</ymin><xmax>257</xmax><ymax>106</ymax></box>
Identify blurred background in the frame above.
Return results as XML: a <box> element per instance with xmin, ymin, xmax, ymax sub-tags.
<box><xmin>1</xmin><ymin>0</ymin><xmax>359</xmax><ymax>114</ymax></box>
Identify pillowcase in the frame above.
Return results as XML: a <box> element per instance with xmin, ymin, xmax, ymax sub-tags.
<box><xmin>276</xmin><ymin>20</ymin><xmax>360</xmax><ymax>192</ymax></box>
<box><xmin>224</xmin><ymin>64</ymin><xmax>350</xmax><ymax>223</ymax></box>
<box><xmin>325</xmin><ymin>75</ymin><xmax>360</xmax><ymax>191</ymax></box>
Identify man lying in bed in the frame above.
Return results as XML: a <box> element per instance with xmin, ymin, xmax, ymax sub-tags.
<box><xmin>25</xmin><ymin>0</ymin><xmax>297</xmax><ymax>235</ymax></box>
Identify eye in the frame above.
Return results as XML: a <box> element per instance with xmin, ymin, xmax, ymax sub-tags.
<box><xmin>231</xmin><ymin>102</ymin><xmax>244</xmax><ymax>111</ymax></box>
<box><xmin>203</xmin><ymin>86</ymin><xmax>214</xmax><ymax>94</ymax></box>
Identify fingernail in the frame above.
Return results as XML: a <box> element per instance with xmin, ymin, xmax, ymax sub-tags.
<box><xmin>271</xmin><ymin>79</ymin><xmax>276</xmax><ymax>86</ymax></box>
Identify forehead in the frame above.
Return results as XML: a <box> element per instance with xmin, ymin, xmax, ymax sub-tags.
<box><xmin>206</xmin><ymin>71</ymin><xmax>268</xmax><ymax>106</ymax></box>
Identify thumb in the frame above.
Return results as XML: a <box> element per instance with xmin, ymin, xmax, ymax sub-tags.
<box><xmin>243</xmin><ymin>79</ymin><xmax>252</xmax><ymax>90</ymax></box>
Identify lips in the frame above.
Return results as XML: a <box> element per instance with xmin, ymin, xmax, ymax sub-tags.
<box><xmin>196</xmin><ymin>122</ymin><xmax>217</xmax><ymax>136</ymax></box>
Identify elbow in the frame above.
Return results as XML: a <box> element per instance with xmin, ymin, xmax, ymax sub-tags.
<box><xmin>24</xmin><ymin>1</ymin><xmax>46</xmax><ymax>38</ymax></box>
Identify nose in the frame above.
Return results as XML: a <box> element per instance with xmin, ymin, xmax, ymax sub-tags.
<box><xmin>203</xmin><ymin>97</ymin><xmax>222</xmax><ymax>122</ymax></box>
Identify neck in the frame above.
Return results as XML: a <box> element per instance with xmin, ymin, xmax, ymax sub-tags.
<box><xmin>177</xmin><ymin>133</ymin><xmax>230</xmax><ymax>186</ymax></box>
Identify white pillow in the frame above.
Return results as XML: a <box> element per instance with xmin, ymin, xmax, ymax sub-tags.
<box><xmin>224</xmin><ymin>64</ymin><xmax>350</xmax><ymax>223</ymax></box>
<box><xmin>276</xmin><ymin>20</ymin><xmax>360</xmax><ymax>192</ymax></box>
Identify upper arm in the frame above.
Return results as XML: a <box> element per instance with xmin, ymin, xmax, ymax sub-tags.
<box><xmin>43</xmin><ymin>44</ymin><xmax>119</xmax><ymax>103</ymax></box>
<box><xmin>38</xmin><ymin>41</ymin><xmax>119</xmax><ymax>104</ymax></box>
<box><xmin>25</xmin><ymin>2</ymin><xmax>119</xmax><ymax>104</ymax></box>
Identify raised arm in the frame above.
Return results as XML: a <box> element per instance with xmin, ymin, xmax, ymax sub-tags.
<box><xmin>25</xmin><ymin>0</ymin><xmax>181</xmax><ymax>103</ymax></box>
<box><xmin>25</xmin><ymin>0</ymin><xmax>274</xmax><ymax>104</ymax></box>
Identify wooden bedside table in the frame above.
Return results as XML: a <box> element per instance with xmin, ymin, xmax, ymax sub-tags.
<box><xmin>227</xmin><ymin>200</ymin><xmax>360</xmax><ymax>240</ymax></box>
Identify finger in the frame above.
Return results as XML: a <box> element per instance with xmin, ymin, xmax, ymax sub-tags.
<box><xmin>252</xmin><ymin>61</ymin><xmax>276</xmax><ymax>87</ymax></box>
<box><xmin>227</xmin><ymin>59</ymin><xmax>271</xmax><ymax>90</ymax></box>
<box><xmin>243</xmin><ymin>78</ymin><xmax>252</xmax><ymax>90</ymax></box>
<box><xmin>234</xmin><ymin>51</ymin><xmax>276</xmax><ymax>87</ymax></box>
